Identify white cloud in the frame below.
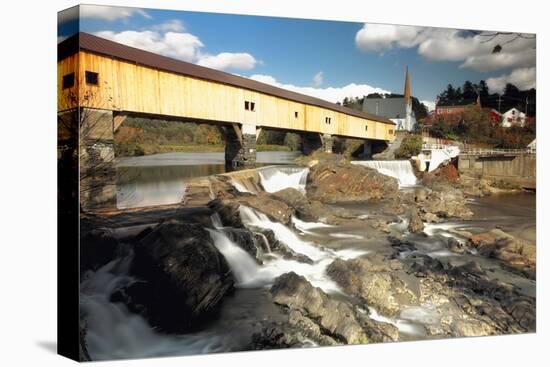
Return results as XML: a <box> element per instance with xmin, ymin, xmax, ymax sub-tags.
<box><xmin>355</xmin><ymin>24</ymin><xmax>536</xmax><ymax>73</ymax></box>
<box><xmin>486</xmin><ymin>67</ymin><xmax>536</xmax><ymax>93</ymax></box>
<box><xmin>248</xmin><ymin>74</ymin><xmax>390</xmax><ymax>104</ymax></box>
<box><xmin>95</xmin><ymin>29</ymin><xmax>258</xmax><ymax>71</ymax></box>
<box><xmin>150</xmin><ymin>19</ymin><xmax>185</xmax><ymax>33</ymax></box>
<box><xmin>313</xmin><ymin>71</ymin><xmax>324</xmax><ymax>87</ymax></box>
<box><xmin>95</xmin><ymin>30</ymin><xmax>204</xmax><ymax>62</ymax></box>
<box><xmin>80</xmin><ymin>5</ymin><xmax>151</xmax><ymax>21</ymax></box>
<box><xmin>197</xmin><ymin>52</ymin><xmax>257</xmax><ymax>70</ymax></box>
<box><xmin>355</xmin><ymin>24</ymin><xmax>424</xmax><ymax>52</ymax></box>
<box><xmin>421</xmin><ymin>100</ymin><xmax>436</xmax><ymax>112</ymax></box>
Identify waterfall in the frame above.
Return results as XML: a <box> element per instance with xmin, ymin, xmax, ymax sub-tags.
<box><xmin>80</xmin><ymin>255</ymin><xmax>225</xmax><ymax>360</ymax></box>
<box><xmin>352</xmin><ymin>160</ymin><xmax>417</xmax><ymax>187</ymax></box>
<box><xmin>207</xmin><ymin>208</ymin><xmax>368</xmax><ymax>292</ymax></box>
<box><xmin>207</xmin><ymin>229</ymin><xmax>264</xmax><ymax>286</ymax></box>
<box><xmin>239</xmin><ymin>206</ymin><xmax>326</xmax><ymax>261</ymax></box>
<box><xmin>258</xmin><ymin>166</ymin><xmax>309</xmax><ymax>194</ymax></box>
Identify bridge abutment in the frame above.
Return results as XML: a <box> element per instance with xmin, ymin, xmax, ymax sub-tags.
<box><xmin>79</xmin><ymin>108</ymin><xmax>118</xmax><ymax>210</ymax></box>
<box><xmin>225</xmin><ymin>123</ymin><xmax>257</xmax><ymax>169</ymax></box>
<box><xmin>321</xmin><ymin>133</ymin><xmax>334</xmax><ymax>153</ymax></box>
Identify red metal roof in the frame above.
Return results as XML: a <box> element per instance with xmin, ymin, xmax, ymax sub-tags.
<box><xmin>58</xmin><ymin>32</ymin><xmax>394</xmax><ymax>125</ymax></box>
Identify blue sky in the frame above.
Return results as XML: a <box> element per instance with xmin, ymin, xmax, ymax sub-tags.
<box><xmin>58</xmin><ymin>5</ymin><xmax>536</xmax><ymax>109</ymax></box>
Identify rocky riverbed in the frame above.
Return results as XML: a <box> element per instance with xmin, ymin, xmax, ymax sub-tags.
<box><xmin>78</xmin><ymin>155</ymin><xmax>536</xmax><ymax>361</ymax></box>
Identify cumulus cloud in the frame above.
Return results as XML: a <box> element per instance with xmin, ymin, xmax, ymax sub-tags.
<box><xmin>150</xmin><ymin>19</ymin><xmax>185</xmax><ymax>33</ymax></box>
<box><xmin>197</xmin><ymin>52</ymin><xmax>257</xmax><ymax>70</ymax></box>
<box><xmin>486</xmin><ymin>67</ymin><xmax>536</xmax><ymax>93</ymax></box>
<box><xmin>355</xmin><ymin>24</ymin><xmax>536</xmax><ymax>73</ymax></box>
<box><xmin>421</xmin><ymin>100</ymin><xmax>436</xmax><ymax>112</ymax></box>
<box><xmin>94</xmin><ymin>28</ymin><xmax>258</xmax><ymax>71</ymax></box>
<box><xmin>80</xmin><ymin>4</ymin><xmax>151</xmax><ymax>21</ymax></box>
<box><xmin>313</xmin><ymin>71</ymin><xmax>324</xmax><ymax>87</ymax></box>
<box><xmin>355</xmin><ymin>24</ymin><xmax>424</xmax><ymax>52</ymax></box>
<box><xmin>248</xmin><ymin>74</ymin><xmax>389</xmax><ymax>104</ymax></box>
<box><xmin>95</xmin><ymin>30</ymin><xmax>204</xmax><ymax>62</ymax></box>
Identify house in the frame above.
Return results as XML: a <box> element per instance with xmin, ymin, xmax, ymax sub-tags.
<box><xmin>501</xmin><ymin>108</ymin><xmax>526</xmax><ymax>127</ymax></box>
<box><xmin>527</xmin><ymin>139</ymin><xmax>536</xmax><ymax>151</ymax></box>
<box><xmin>434</xmin><ymin>96</ymin><xmax>481</xmax><ymax>116</ymax></box>
<box><xmin>487</xmin><ymin>108</ymin><xmax>502</xmax><ymax>124</ymax></box>
<box><xmin>362</xmin><ymin>67</ymin><xmax>416</xmax><ymax>132</ymax></box>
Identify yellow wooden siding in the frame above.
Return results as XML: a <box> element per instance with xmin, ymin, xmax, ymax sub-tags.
<box><xmin>58</xmin><ymin>51</ymin><xmax>394</xmax><ymax>141</ymax></box>
<box><xmin>57</xmin><ymin>53</ymin><xmax>79</xmax><ymax>111</ymax></box>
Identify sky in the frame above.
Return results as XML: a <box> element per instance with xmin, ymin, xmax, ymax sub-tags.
<box><xmin>58</xmin><ymin>5</ymin><xmax>536</xmax><ymax>111</ymax></box>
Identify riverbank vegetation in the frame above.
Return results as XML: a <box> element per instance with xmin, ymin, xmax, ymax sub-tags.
<box><xmin>114</xmin><ymin>117</ymin><xmax>300</xmax><ymax>157</ymax></box>
<box><xmin>394</xmin><ymin>134</ymin><xmax>423</xmax><ymax>158</ymax></box>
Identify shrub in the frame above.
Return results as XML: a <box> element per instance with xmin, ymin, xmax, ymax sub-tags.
<box><xmin>394</xmin><ymin>134</ymin><xmax>422</xmax><ymax>158</ymax></box>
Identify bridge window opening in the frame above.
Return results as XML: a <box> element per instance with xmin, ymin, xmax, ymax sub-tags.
<box><xmin>295</xmin><ymin>111</ymin><xmax>298</xmax><ymax>118</ymax></box>
<box><xmin>389</xmin><ymin>129</ymin><xmax>394</xmax><ymax>135</ymax></box>
<box><xmin>62</xmin><ymin>72</ymin><xmax>74</xmax><ymax>89</ymax></box>
<box><xmin>85</xmin><ymin>71</ymin><xmax>99</xmax><ymax>85</ymax></box>
<box><xmin>325</xmin><ymin>117</ymin><xmax>332</xmax><ymax>124</ymax></box>
<box><xmin>365</xmin><ymin>125</ymin><xmax>369</xmax><ymax>132</ymax></box>
<box><xmin>244</xmin><ymin>100</ymin><xmax>256</xmax><ymax>111</ymax></box>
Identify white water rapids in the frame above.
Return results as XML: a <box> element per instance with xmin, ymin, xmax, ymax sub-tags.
<box><xmin>352</xmin><ymin>160</ymin><xmax>417</xmax><ymax>187</ymax></box>
<box><xmin>80</xmin><ymin>254</ymin><xmax>225</xmax><ymax>360</ymax></box>
<box><xmin>208</xmin><ymin>206</ymin><xmax>368</xmax><ymax>292</ymax></box>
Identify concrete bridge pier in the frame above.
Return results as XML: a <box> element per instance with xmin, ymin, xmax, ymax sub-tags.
<box><xmin>225</xmin><ymin>123</ymin><xmax>257</xmax><ymax>169</ymax></box>
<box><xmin>363</xmin><ymin>140</ymin><xmax>373</xmax><ymax>159</ymax></box>
<box><xmin>321</xmin><ymin>133</ymin><xmax>335</xmax><ymax>153</ymax></box>
<box><xmin>302</xmin><ymin>132</ymin><xmax>335</xmax><ymax>154</ymax></box>
<box><xmin>78</xmin><ymin>108</ymin><xmax>118</xmax><ymax>210</ymax></box>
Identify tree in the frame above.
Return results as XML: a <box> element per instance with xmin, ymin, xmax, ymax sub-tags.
<box><xmin>504</xmin><ymin>83</ymin><xmax>521</xmax><ymax>100</ymax></box>
<box><xmin>394</xmin><ymin>134</ymin><xmax>423</xmax><ymax>158</ymax></box>
<box><xmin>462</xmin><ymin>80</ymin><xmax>477</xmax><ymax>100</ymax></box>
<box><xmin>478</xmin><ymin>80</ymin><xmax>489</xmax><ymax>99</ymax></box>
<box><xmin>440</xmin><ymin>84</ymin><xmax>458</xmax><ymax>100</ymax></box>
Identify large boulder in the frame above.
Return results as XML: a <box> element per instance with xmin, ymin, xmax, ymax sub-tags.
<box><xmin>270</xmin><ymin>272</ymin><xmax>368</xmax><ymax>344</ymax></box>
<box><xmin>126</xmin><ymin>220</ymin><xmax>234</xmax><ymax>331</ymax></box>
<box><xmin>209</xmin><ymin>193</ymin><xmax>294</xmax><ymax>225</ymax></box>
<box><xmin>408</xmin><ymin>208</ymin><xmax>425</xmax><ymax>234</ymax></box>
<box><xmin>80</xmin><ymin>228</ymin><xmax>121</xmax><ymax>275</ymax></box>
<box><xmin>306</xmin><ymin>159</ymin><xmax>399</xmax><ymax>204</ymax></box>
<box><xmin>271</xmin><ymin>188</ymin><xmax>344</xmax><ymax>223</ymax></box>
<box><xmin>467</xmin><ymin>229</ymin><xmax>536</xmax><ymax>278</ymax></box>
<box><xmin>418</xmin><ymin>184</ymin><xmax>473</xmax><ymax>219</ymax></box>
<box><xmin>327</xmin><ymin>256</ymin><xmax>420</xmax><ymax>317</ymax></box>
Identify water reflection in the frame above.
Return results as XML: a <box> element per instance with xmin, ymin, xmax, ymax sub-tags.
<box><xmin>116</xmin><ymin>151</ymin><xmax>301</xmax><ymax>209</ymax></box>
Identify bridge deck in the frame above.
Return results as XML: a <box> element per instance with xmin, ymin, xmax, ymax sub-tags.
<box><xmin>58</xmin><ymin>33</ymin><xmax>395</xmax><ymax>142</ymax></box>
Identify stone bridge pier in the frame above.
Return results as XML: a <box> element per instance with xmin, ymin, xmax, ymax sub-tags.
<box><xmin>301</xmin><ymin>132</ymin><xmax>334</xmax><ymax>154</ymax></box>
<box><xmin>224</xmin><ymin>123</ymin><xmax>257</xmax><ymax>169</ymax></box>
<box><xmin>77</xmin><ymin>108</ymin><xmax>118</xmax><ymax>210</ymax></box>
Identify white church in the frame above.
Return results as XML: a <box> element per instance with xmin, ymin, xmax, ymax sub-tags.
<box><xmin>362</xmin><ymin>67</ymin><xmax>417</xmax><ymax>132</ymax></box>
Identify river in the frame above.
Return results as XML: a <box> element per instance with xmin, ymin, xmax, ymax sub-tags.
<box><xmin>116</xmin><ymin>151</ymin><xmax>301</xmax><ymax>209</ymax></box>
<box><xmin>83</xmin><ymin>155</ymin><xmax>536</xmax><ymax>360</ymax></box>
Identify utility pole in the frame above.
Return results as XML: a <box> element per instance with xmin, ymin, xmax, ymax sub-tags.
<box><xmin>497</xmin><ymin>95</ymin><xmax>502</xmax><ymax>113</ymax></box>
<box><xmin>525</xmin><ymin>96</ymin><xmax>529</xmax><ymax>115</ymax></box>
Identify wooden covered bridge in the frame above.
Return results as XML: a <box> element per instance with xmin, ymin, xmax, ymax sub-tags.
<box><xmin>58</xmin><ymin>33</ymin><xmax>395</xmax><ymax>163</ymax></box>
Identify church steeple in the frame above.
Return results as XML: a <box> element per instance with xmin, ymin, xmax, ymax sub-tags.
<box><xmin>404</xmin><ymin>66</ymin><xmax>411</xmax><ymax>103</ymax></box>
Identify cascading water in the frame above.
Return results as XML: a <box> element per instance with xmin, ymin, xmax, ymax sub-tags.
<box><xmin>352</xmin><ymin>160</ymin><xmax>417</xmax><ymax>187</ymax></box>
<box><xmin>80</xmin><ymin>254</ymin><xmax>225</xmax><ymax>360</ymax></box>
<box><xmin>239</xmin><ymin>206</ymin><xmax>326</xmax><ymax>261</ymax></box>
<box><xmin>257</xmin><ymin>166</ymin><xmax>309</xmax><ymax>194</ymax></box>
<box><xmin>208</xmin><ymin>205</ymin><xmax>369</xmax><ymax>292</ymax></box>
